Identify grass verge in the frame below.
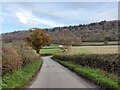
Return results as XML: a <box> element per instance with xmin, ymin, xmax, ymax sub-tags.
<box><xmin>2</xmin><ymin>59</ymin><xmax>43</xmax><ymax>89</ymax></box>
<box><xmin>53</xmin><ymin>59</ymin><xmax>119</xmax><ymax>90</ymax></box>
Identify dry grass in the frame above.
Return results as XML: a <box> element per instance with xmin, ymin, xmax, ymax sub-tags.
<box><xmin>67</xmin><ymin>45</ymin><xmax>119</xmax><ymax>55</ymax></box>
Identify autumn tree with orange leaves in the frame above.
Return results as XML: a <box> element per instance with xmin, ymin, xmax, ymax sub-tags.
<box><xmin>25</xmin><ymin>28</ymin><xmax>52</xmax><ymax>54</ymax></box>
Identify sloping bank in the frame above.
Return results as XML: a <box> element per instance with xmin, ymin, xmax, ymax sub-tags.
<box><xmin>52</xmin><ymin>54</ymin><xmax>120</xmax><ymax>90</ymax></box>
<box><xmin>2</xmin><ymin>59</ymin><xmax>43</xmax><ymax>89</ymax></box>
<box><xmin>2</xmin><ymin>43</ymin><xmax>43</xmax><ymax>89</ymax></box>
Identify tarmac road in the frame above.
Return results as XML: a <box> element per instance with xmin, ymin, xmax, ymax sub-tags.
<box><xmin>29</xmin><ymin>56</ymin><xmax>97</xmax><ymax>88</ymax></box>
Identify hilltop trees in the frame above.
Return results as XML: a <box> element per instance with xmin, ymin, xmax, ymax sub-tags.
<box><xmin>25</xmin><ymin>28</ymin><xmax>52</xmax><ymax>54</ymax></box>
<box><xmin>49</xmin><ymin>20</ymin><xmax>118</xmax><ymax>43</ymax></box>
<box><xmin>2</xmin><ymin>20</ymin><xmax>119</xmax><ymax>45</ymax></box>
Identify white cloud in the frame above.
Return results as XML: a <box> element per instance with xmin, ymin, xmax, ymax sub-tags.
<box><xmin>16</xmin><ymin>12</ymin><xmax>28</xmax><ymax>24</ymax></box>
<box><xmin>2</xmin><ymin>2</ymin><xmax>118</xmax><ymax>28</ymax></box>
<box><xmin>31</xmin><ymin>3</ymin><xmax>117</xmax><ymax>23</ymax></box>
<box><xmin>34</xmin><ymin>18</ymin><xmax>65</xmax><ymax>27</ymax></box>
<box><xmin>14</xmin><ymin>9</ymin><xmax>65</xmax><ymax>27</ymax></box>
<box><xmin>0</xmin><ymin>18</ymin><xmax>3</xmax><ymax>22</ymax></box>
<box><xmin>90</xmin><ymin>8</ymin><xmax>118</xmax><ymax>22</ymax></box>
<box><xmin>32</xmin><ymin>7</ymin><xmax>88</xmax><ymax>21</ymax></box>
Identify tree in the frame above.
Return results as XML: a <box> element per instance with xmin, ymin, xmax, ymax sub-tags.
<box><xmin>101</xmin><ymin>32</ymin><xmax>109</xmax><ymax>45</ymax></box>
<box><xmin>25</xmin><ymin>28</ymin><xmax>52</xmax><ymax>54</ymax></box>
<box><xmin>104</xmin><ymin>36</ymin><xmax>109</xmax><ymax>45</ymax></box>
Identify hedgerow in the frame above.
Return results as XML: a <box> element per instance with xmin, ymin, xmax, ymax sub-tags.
<box><xmin>2</xmin><ymin>44</ymin><xmax>40</xmax><ymax>75</ymax></box>
<box><xmin>52</xmin><ymin>54</ymin><xmax>120</xmax><ymax>75</ymax></box>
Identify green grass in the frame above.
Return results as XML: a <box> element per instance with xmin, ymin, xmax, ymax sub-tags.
<box><xmin>80</xmin><ymin>42</ymin><xmax>104</xmax><ymax>46</ymax></box>
<box><xmin>2</xmin><ymin>59</ymin><xmax>43</xmax><ymax>88</ymax></box>
<box><xmin>0</xmin><ymin>77</ymin><xmax>2</xmax><ymax>90</ymax></box>
<box><xmin>80</xmin><ymin>41</ymin><xmax>119</xmax><ymax>46</ymax></box>
<box><xmin>40</xmin><ymin>44</ymin><xmax>63</xmax><ymax>55</ymax></box>
<box><xmin>108</xmin><ymin>41</ymin><xmax>119</xmax><ymax>45</ymax></box>
<box><xmin>42</xmin><ymin>44</ymin><xmax>59</xmax><ymax>49</ymax></box>
<box><xmin>53</xmin><ymin>59</ymin><xmax>119</xmax><ymax>90</ymax></box>
<box><xmin>67</xmin><ymin>47</ymin><xmax>90</xmax><ymax>55</ymax></box>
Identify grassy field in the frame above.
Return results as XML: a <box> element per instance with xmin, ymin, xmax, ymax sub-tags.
<box><xmin>80</xmin><ymin>41</ymin><xmax>119</xmax><ymax>46</ymax></box>
<box><xmin>40</xmin><ymin>44</ymin><xmax>118</xmax><ymax>55</ymax></box>
<box><xmin>2</xmin><ymin>59</ymin><xmax>42</xmax><ymax>88</ymax></box>
<box><xmin>67</xmin><ymin>45</ymin><xmax>118</xmax><ymax>55</ymax></box>
<box><xmin>40</xmin><ymin>44</ymin><xmax>63</xmax><ymax>55</ymax></box>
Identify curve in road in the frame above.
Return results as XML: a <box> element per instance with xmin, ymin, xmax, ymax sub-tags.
<box><xmin>29</xmin><ymin>56</ymin><xmax>96</xmax><ymax>88</ymax></box>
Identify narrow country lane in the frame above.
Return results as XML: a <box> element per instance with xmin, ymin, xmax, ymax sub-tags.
<box><xmin>29</xmin><ymin>56</ymin><xmax>96</xmax><ymax>88</ymax></box>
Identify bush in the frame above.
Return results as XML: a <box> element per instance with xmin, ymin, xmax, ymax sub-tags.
<box><xmin>2</xmin><ymin>46</ymin><xmax>23</xmax><ymax>75</ymax></box>
<box><xmin>16</xmin><ymin>47</ymin><xmax>39</xmax><ymax>66</ymax></box>
<box><xmin>2</xmin><ymin>44</ymin><xmax>40</xmax><ymax>75</ymax></box>
<box><xmin>52</xmin><ymin>54</ymin><xmax>120</xmax><ymax>75</ymax></box>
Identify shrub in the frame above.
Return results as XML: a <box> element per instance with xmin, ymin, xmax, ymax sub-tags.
<box><xmin>2</xmin><ymin>44</ymin><xmax>40</xmax><ymax>75</ymax></box>
<box><xmin>2</xmin><ymin>46</ymin><xmax>23</xmax><ymax>75</ymax></box>
<box><xmin>16</xmin><ymin>47</ymin><xmax>39</xmax><ymax>67</ymax></box>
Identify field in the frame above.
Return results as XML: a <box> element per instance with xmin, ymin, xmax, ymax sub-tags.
<box><xmin>33</xmin><ymin>41</ymin><xmax>119</xmax><ymax>56</ymax></box>
<box><xmin>40</xmin><ymin>44</ymin><xmax>63</xmax><ymax>55</ymax></box>
<box><xmin>40</xmin><ymin>44</ymin><xmax>119</xmax><ymax>55</ymax></box>
<box><xmin>67</xmin><ymin>45</ymin><xmax>119</xmax><ymax>55</ymax></box>
<box><xmin>80</xmin><ymin>41</ymin><xmax>119</xmax><ymax>46</ymax></box>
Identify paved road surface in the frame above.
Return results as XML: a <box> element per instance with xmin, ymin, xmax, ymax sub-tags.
<box><xmin>29</xmin><ymin>56</ymin><xmax>96</xmax><ymax>88</ymax></box>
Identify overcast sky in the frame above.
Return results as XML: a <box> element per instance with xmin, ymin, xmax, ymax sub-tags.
<box><xmin>1</xmin><ymin>2</ymin><xmax>118</xmax><ymax>33</ymax></box>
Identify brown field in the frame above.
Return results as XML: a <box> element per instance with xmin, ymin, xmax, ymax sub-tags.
<box><xmin>67</xmin><ymin>45</ymin><xmax>119</xmax><ymax>55</ymax></box>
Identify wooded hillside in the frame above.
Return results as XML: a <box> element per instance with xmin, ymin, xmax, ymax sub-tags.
<box><xmin>2</xmin><ymin>20</ymin><xmax>119</xmax><ymax>45</ymax></box>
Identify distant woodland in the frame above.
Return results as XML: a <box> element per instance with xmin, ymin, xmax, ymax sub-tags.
<box><xmin>1</xmin><ymin>20</ymin><xmax>119</xmax><ymax>45</ymax></box>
